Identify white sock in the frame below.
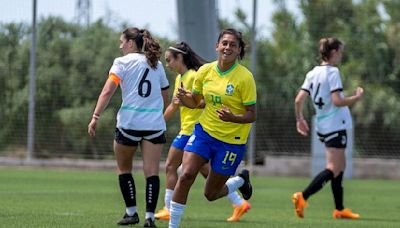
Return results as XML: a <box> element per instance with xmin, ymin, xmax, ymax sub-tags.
<box><xmin>227</xmin><ymin>191</ymin><xmax>243</xmax><ymax>206</ymax></box>
<box><xmin>169</xmin><ymin>201</ymin><xmax>186</xmax><ymax>228</ymax></box>
<box><xmin>126</xmin><ymin>206</ymin><xmax>137</xmax><ymax>216</ymax></box>
<box><xmin>225</xmin><ymin>176</ymin><xmax>244</xmax><ymax>194</ymax></box>
<box><xmin>145</xmin><ymin>212</ymin><xmax>155</xmax><ymax>221</ymax></box>
<box><xmin>165</xmin><ymin>189</ymin><xmax>174</xmax><ymax>211</ymax></box>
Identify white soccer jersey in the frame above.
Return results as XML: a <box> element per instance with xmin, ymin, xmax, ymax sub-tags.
<box><xmin>301</xmin><ymin>65</ymin><xmax>352</xmax><ymax>134</ymax></box>
<box><xmin>109</xmin><ymin>53</ymin><xmax>169</xmax><ymax>131</ymax></box>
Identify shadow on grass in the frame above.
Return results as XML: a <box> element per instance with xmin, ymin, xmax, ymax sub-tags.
<box><xmin>169</xmin><ymin>217</ymin><xmax>273</xmax><ymax>228</ymax></box>
<box><xmin>358</xmin><ymin>217</ymin><xmax>400</xmax><ymax>223</ymax></box>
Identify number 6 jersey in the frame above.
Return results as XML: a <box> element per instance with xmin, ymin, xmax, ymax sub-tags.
<box><xmin>301</xmin><ymin>65</ymin><xmax>352</xmax><ymax>134</ymax></box>
<box><xmin>109</xmin><ymin>53</ymin><xmax>169</xmax><ymax>131</ymax></box>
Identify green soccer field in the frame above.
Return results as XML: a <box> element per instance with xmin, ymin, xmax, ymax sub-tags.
<box><xmin>0</xmin><ymin>167</ymin><xmax>399</xmax><ymax>228</ymax></box>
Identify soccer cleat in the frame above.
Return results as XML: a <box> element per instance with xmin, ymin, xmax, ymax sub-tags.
<box><xmin>292</xmin><ymin>192</ymin><xmax>308</xmax><ymax>218</ymax></box>
<box><xmin>144</xmin><ymin>218</ymin><xmax>157</xmax><ymax>227</ymax></box>
<box><xmin>117</xmin><ymin>212</ymin><xmax>140</xmax><ymax>225</ymax></box>
<box><xmin>226</xmin><ymin>200</ymin><xmax>251</xmax><ymax>222</ymax></box>
<box><xmin>332</xmin><ymin>208</ymin><xmax>360</xmax><ymax>219</ymax></box>
<box><xmin>238</xmin><ymin>169</ymin><xmax>252</xmax><ymax>200</ymax></box>
<box><xmin>154</xmin><ymin>207</ymin><xmax>170</xmax><ymax>220</ymax></box>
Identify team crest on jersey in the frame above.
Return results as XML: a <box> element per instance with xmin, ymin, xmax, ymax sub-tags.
<box><xmin>225</xmin><ymin>84</ymin><xmax>234</xmax><ymax>96</ymax></box>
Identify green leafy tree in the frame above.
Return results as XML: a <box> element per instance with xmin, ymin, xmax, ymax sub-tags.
<box><xmin>0</xmin><ymin>23</ymin><xmax>30</xmax><ymax>153</ymax></box>
<box><xmin>1</xmin><ymin>1</ymin><xmax>399</xmax><ymax>160</ymax></box>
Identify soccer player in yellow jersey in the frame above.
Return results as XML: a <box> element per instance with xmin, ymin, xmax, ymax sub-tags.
<box><xmin>169</xmin><ymin>29</ymin><xmax>257</xmax><ymax>228</ymax></box>
<box><xmin>155</xmin><ymin>42</ymin><xmax>250</xmax><ymax>223</ymax></box>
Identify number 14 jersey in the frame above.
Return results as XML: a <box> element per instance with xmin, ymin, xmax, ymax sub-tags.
<box><xmin>301</xmin><ymin>65</ymin><xmax>352</xmax><ymax>134</ymax></box>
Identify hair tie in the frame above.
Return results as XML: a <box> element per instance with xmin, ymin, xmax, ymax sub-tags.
<box><xmin>135</xmin><ymin>33</ymin><xmax>143</xmax><ymax>41</ymax></box>
<box><xmin>168</xmin><ymin>46</ymin><xmax>187</xmax><ymax>54</ymax></box>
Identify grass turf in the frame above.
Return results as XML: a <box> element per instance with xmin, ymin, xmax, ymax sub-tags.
<box><xmin>0</xmin><ymin>167</ymin><xmax>399</xmax><ymax>227</ymax></box>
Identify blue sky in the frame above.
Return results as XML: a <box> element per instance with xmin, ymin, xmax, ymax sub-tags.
<box><xmin>0</xmin><ymin>0</ymin><xmax>300</xmax><ymax>40</ymax></box>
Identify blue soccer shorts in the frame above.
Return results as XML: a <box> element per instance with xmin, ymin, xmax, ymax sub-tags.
<box><xmin>171</xmin><ymin>134</ymin><xmax>191</xmax><ymax>151</ymax></box>
<box><xmin>184</xmin><ymin>123</ymin><xmax>246</xmax><ymax>176</ymax></box>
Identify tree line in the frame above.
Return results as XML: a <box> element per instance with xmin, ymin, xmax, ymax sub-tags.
<box><xmin>0</xmin><ymin>0</ymin><xmax>398</xmax><ymax>161</ymax></box>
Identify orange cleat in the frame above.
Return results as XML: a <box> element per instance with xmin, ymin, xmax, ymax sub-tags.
<box><xmin>292</xmin><ymin>192</ymin><xmax>308</xmax><ymax>218</ymax></box>
<box><xmin>154</xmin><ymin>207</ymin><xmax>170</xmax><ymax>220</ymax></box>
<box><xmin>332</xmin><ymin>208</ymin><xmax>360</xmax><ymax>219</ymax></box>
<box><xmin>226</xmin><ymin>200</ymin><xmax>251</xmax><ymax>222</ymax></box>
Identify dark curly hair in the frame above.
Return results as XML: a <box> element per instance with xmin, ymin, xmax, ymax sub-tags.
<box><xmin>167</xmin><ymin>41</ymin><xmax>206</xmax><ymax>71</ymax></box>
<box><xmin>122</xmin><ymin>27</ymin><xmax>162</xmax><ymax>69</ymax></box>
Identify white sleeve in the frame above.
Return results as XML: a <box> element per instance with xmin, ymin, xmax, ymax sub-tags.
<box><xmin>109</xmin><ymin>58</ymin><xmax>124</xmax><ymax>79</ymax></box>
<box><xmin>158</xmin><ymin>62</ymin><xmax>169</xmax><ymax>89</ymax></box>
<box><xmin>328</xmin><ymin>68</ymin><xmax>343</xmax><ymax>92</ymax></box>
<box><xmin>301</xmin><ymin>72</ymin><xmax>312</xmax><ymax>94</ymax></box>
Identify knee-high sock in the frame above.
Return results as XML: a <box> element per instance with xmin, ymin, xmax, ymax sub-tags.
<box><xmin>169</xmin><ymin>201</ymin><xmax>186</xmax><ymax>228</ymax></box>
<box><xmin>119</xmin><ymin>173</ymin><xmax>136</xmax><ymax>208</ymax></box>
<box><xmin>303</xmin><ymin>169</ymin><xmax>333</xmax><ymax>200</ymax></box>
<box><xmin>146</xmin><ymin>175</ymin><xmax>160</xmax><ymax>213</ymax></box>
<box><xmin>165</xmin><ymin>189</ymin><xmax>174</xmax><ymax>210</ymax></box>
<box><xmin>225</xmin><ymin>176</ymin><xmax>244</xmax><ymax>194</ymax></box>
<box><xmin>226</xmin><ymin>191</ymin><xmax>243</xmax><ymax>206</ymax></box>
<box><xmin>331</xmin><ymin>172</ymin><xmax>344</xmax><ymax>210</ymax></box>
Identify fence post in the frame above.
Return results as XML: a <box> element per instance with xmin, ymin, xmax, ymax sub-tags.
<box><xmin>27</xmin><ymin>0</ymin><xmax>37</xmax><ymax>161</ymax></box>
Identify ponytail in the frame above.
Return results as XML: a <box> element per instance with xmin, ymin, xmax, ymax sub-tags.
<box><xmin>167</xmin><ymin>41</ymin><xmax>206</xmax><ymax>71</ymax></box>
<box><xmin>319</xmin><ymin>37</ymin><xmax>343</xmax><ymax>62</ymax></box>
<box><xmin>122</xmin><ymin>27</ymin><xmax>162</xmax><ymax>69</ymax></box>
<box><xmin>140</xmin><ymin>29</ymin><xmax>162</xmax><ymax>69</ymax></box>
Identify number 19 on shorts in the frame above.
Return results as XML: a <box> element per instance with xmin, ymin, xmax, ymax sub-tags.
<box><xmin>222</xmin><ymin>151</ymin><xmax>237</xmax><ymax>166</ymax></box>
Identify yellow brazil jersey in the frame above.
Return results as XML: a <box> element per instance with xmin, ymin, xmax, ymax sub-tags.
<box><xmin>173</xmin><ymin>69</ymin><xmax>203</xmax><ymax>135</ymax></box>
<box><xmin>193</xmin><ymin>61</ymin><xmax>257</xmax><ymax>144</ymax></box>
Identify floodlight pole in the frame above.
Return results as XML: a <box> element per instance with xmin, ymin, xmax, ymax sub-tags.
<box><xmin>27</xmin><ymin>0</ymin><xmax>37</xmax><ymax>161</ymax></box>
<box><xmin>177</xmin><ymin>0</ymin><xmax>218</xmax><ymax>61</ymax></box>
<box><xmin>248</xmin><ymin>0</ymin><xmax>257</xmax><ymax>173</ymax></box>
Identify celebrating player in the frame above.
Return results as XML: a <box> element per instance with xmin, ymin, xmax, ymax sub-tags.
<box><xmin>155</xmin><ymin>41</ymin><xmax>250</xmax><ymax>223</ymax></box>
<box><xmin>168</xmin><ymin>28</ymin><xmax>257</xmax><ymax>228</ymax></box>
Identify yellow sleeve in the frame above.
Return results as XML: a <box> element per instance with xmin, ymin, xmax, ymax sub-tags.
<box><xmin>241</xmin><ymin>72</ymin><xmax>257</xmax><ymax>105</ymax></box>
<box><xmin>193</xmin><ymin>63</ymin><xmax>213</xmax><ymax>94</ymax></box>
<box><xmin>172</xmin><ymin>75</ymin><xmax>180</xmax><ymax>97</ymax></box>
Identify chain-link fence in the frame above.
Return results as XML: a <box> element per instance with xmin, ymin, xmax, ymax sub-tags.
<box><xmin>1</xmin><ymin>0</ymin><xmax>399</xmax><ymax>163</ymax></box>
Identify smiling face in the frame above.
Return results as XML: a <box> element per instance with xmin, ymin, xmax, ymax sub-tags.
<box><xmin>215</xmin><ymin>34</ymin><xmax>241</xmax><ymax>64</ymax></box>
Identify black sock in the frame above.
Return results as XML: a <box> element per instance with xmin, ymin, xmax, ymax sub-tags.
<box><xmin>331</xmin><ymin>172</ymin><xmax>344</xmax><ymax>210</ymax></box>
<box><xmin>146</xmin><ymin>175</ymin><xmax>160</xmax><ymax>213</ymax></box>
<box><xmin>303</xmin><ymin>169</ymin><xmax>333</xmax><ymax>200</ymax></box>
<box><xmin>119</xmin><ymin>173</ymin><xmax>136</xmax><ymax>207</ymax></box>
